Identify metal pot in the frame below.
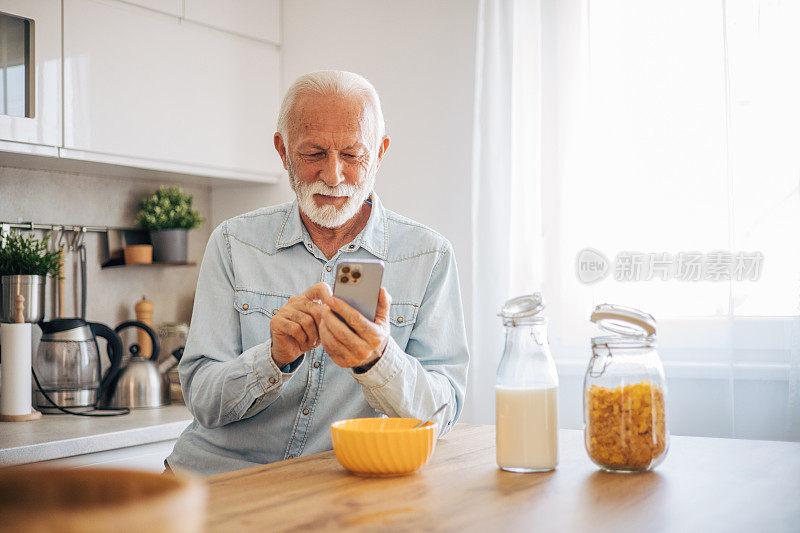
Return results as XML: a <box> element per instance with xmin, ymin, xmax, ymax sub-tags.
<box><xmin>1</xmin><ymin>275</ymin><xmax>46</xmax><ymax>323</ymax></box>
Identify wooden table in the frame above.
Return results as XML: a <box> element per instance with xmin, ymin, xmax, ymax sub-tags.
<box><xmin>206</xmin><ymin>425</ymin><xmax>800</xmax><ymax>532</ymax></box>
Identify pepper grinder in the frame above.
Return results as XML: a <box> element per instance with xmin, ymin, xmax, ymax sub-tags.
<box><xmin>135</xmin><ymin>296</ymin><xmax>155</xmax><ymax>358</ymax></box>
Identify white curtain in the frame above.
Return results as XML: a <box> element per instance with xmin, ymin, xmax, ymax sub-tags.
<box><xmin>467</xmin><ymin>0</ymin><xmax>800</xmax><ymax>442</ymax></box>
<box><xmin>463</xmin><ymin>0</ymin><xmax>515</xmax><ymax>425</ymax></box>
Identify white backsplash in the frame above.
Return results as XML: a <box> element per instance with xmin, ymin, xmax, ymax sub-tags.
<box><xmin>0</xmin><ymin>164</ymin><xmax>212</xmax><ymax>334</ymax></box>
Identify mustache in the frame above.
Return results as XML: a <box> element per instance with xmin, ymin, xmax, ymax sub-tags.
<box><xmin>287</xmin><ymin>158</ymin><xmax>360</xmax><ymax>198</ymax></box>
<box><xmin>302</xmin><ymin>181</ymin><xmax>360</xmax><ymax>197</ymax></box>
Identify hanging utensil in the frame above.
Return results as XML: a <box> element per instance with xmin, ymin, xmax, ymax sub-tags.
<box><xmin>70</xmin><ymin>226</ymin><xmax>88</xmax><ymax>320</ymax></box>
<box><xmin>79</xmin><ymin>242</ymin><xmax>87</xmax><ymax>320</ymax></box>
<box><xmin>56</xmin><ymin>227</ymin><xmax>66</xmax><ymax>318</ymax></box>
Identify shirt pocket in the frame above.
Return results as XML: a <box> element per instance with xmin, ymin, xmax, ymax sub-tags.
<box><xmin>388</xmin><ymin>302</ymin><xmax>419</xmax><ymax>349</ymax></box>
<box><xmin>233</xmin><ymin>288</ymin><xmax>290</xmax><ymax>351</ymax></box>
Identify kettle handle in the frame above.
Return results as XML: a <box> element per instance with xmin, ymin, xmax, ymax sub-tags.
<box><xmin>89</xmin><ymin>322</ymin><xmax>124</xmax><ymax>397</ymax></box>
<box><xmin>114</xmin><ymin>321</ymin><xmax>161</xmax><ymax>362</ymax></box>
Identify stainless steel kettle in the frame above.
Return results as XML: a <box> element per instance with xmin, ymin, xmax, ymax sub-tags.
<box><xmin>103</xmin><ymin>321</ymin><xmax>180</xmax><ymax>409</ymax></box>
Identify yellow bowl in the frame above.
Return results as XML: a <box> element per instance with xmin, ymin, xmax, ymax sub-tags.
<box><xmin>330</xmin><ymin>418</ymin><xmax>438</xmax><ymax>477</ymax></box>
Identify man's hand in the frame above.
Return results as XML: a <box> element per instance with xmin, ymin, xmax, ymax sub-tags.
<box><xmin>319</xmin><ymin>287</ymin><xmax>392</xmax><ymax>369</ymax></box>
<box><xmin>270</xmin><ymin>282</ymin><xmax>332</xmax><ymax>367</ymax></box>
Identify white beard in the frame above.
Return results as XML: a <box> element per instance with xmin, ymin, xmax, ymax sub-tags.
<box><xmin>288</xmin><ymin>158</ymin><xmax>377</xmax><ymax>229</ymax></box>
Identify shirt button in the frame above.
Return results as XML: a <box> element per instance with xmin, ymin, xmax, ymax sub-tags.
<box><xmin>313</xmin><ymin>361</ymin><xmax>320</xmax><ymax>368</ymax></box>
<box><xmin>397</xmin><ymin>316</ymin><xmax>404</xmax><ymax>323</ymax></box>
<box><xmin>268</xmin><ymin>377</ymin><xmax>277</xmax><ymax>384</ymax></box>
<box><xmin>242</xmin><ymin>303</ymin><xmax>249</xmax><ymax>310</ymax></box>
<box><xmin>348</xmin><ymin>244</ymin><xmax>355</xmax><ymax>249</ymax></box>
<box><xmin>326</xmin><ymin>266</ymin><xmax>332</xmax><ymax>272</ymax></box>
<box><xmin>273</xmin><ymin>309</ymin><xmax>279</xmax><ymax>315</ymax></box>
<box><xmin>303</xmin><ymin>408</ymin><xmax>309</xmax><ymax>415</ymax></box>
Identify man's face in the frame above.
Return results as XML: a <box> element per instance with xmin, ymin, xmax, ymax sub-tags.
<box><xmin>275</xmin><ymin>94</ymin><xmax>388</xmax><ymax>229</ymax></box>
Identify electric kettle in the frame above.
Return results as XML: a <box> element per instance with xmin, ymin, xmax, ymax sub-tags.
<box><xmin>34</xmin><ymin>319</ymin><xmax>123</xmax><ymax>413</ymax></box>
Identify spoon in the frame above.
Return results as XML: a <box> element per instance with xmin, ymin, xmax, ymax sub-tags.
<box><xmin>413</xmin><ymin>403</ymin><xmax>448</xmax><ymax>429</ymax></box>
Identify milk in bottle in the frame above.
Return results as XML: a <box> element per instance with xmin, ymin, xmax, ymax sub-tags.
<box><xmin>495</xmin><ymin>294</ymin><xmax>559</xmax><ymax>472</ymax></box>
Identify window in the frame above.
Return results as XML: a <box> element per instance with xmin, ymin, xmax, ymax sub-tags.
<box><xmin>470</xmin><ymin>0</ymin><xmax>799</xmax><ymax>441</ymax></box>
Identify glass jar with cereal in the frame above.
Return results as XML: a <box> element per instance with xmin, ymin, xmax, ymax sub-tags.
<box><xmin>583</xmin><ymin>304</ymin><xmax>668</xmax><ymax>473</ymax></box>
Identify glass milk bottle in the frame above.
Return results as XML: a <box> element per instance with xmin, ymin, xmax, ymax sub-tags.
<box><xmin>495</xmin><ymin>294</ymin><xmax>559</xmax><ymax>472</ymax></box>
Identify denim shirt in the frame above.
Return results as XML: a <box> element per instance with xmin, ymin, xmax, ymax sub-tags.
<box><xmin>167</xmin><ymin>193</ymin><xmax>469</xmax><ymax>475</ymax></box>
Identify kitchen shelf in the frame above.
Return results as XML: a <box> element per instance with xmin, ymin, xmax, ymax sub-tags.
<box><xmin>101</xmin><ymin>262</ymin><xmax>197</xmax><ymax>270</ymax></box>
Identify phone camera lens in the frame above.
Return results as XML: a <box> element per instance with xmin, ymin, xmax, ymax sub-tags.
<box><xmin>351</xmin><ymin>270</ymin><xmax>361</xmax><ymax>279</ymax></box>
<box><xmin>340</xmin><ymin>276</ymin><xmax>349</xmax><ymax>283</ymax></box>
<box><xmin>341</xmin><ymin>266</ymin><xmax>351</xmax><ymax>274</ymax></box>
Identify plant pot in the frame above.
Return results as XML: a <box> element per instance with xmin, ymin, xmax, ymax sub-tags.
<box><xmin>150</xmin><ymin>229</ymin><xmax>188</xmax><ymax>263</ymax></box>
<box><xmin>124</xmin><ymin>245</ymin><xmax>153</xmax><ymax>265</ymax></box>
<box><xmin>1</xmin><ymin>275</ymin><xmax>46</xmax><ymax>323</ymax></box>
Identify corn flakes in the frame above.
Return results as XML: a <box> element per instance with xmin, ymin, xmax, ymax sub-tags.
<box><xmin>585</xmin><ymin>381</ymin><xmax>666</xmax><ymax>471</ymax></box>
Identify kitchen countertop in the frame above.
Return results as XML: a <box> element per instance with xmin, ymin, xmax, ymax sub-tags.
<box><xmin>0</xmin><ymin>404</ymin><xmax>193</xmax><ymax>466</ymax></box>
<box><xmin>206</xmin><ymin>424</ymin><xmax>800</xmax><ymax>532</ymax></box>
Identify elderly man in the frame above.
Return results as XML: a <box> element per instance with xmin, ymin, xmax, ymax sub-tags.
<box><xmin>166</xmin><ymin>71</ymin><xmax>469</xmax><ymax>475</ymax></box>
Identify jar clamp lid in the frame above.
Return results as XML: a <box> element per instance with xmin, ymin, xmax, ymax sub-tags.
<box><xmin>499</xmin><ymin>293</ymin><xmax>546</xmax><ymax>324</ymax></box>
<box><xmin>590</xmin><ymin>303</ymin><xmax>656</xmax><ymax>338</ymax></box>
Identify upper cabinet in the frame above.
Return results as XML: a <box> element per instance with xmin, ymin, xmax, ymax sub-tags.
<box><xmin>62</xmin><ymin>0</ymin><xmax>283</xmax><ymax>181</ymax></box>
<box><xmin>185</xmin><ymin>0</ymin><xmax>280</xmax><ymax>44</ymax></box>
<box><xmin>124</xmin><ymin>0</ymin><xmax>182</xmax><ymax>17</ymax></box>
<box><xmin>0</xmin><ymin>0</ymin><xmax>61</xmax><ymax>153</ymax></box>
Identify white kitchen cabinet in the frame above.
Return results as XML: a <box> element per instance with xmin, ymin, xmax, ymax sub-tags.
<box><xmin>36</xmin><ymin>440</ymin><xmax>177</xmax><ymax>473</ymax></box>
<box><xmin>63</xmin><ymin>0</ymin><xmax>283</xmax><ymax>181</ymax></box>
<box><xmin>0</xmin><ymin>0</ymin><xmax>61</xmax><ymax>153</ymax></box>
<box><xmin>121</xmin><ymin>0</ymin><xmax>182</xmax><ymax>17</ymax></box>
<box><xmin>184</xmin><ymin>0</ymin><xmax>281</xmax><ymax>44</ymax></box>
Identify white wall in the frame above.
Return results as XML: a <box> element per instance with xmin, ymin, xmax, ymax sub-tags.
<box><xmin>212</xmin><ymin>0</ymin><xmax>479</xmax><ymax>341</ymax></box>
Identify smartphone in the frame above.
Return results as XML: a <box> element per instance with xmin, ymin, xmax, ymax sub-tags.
<box><xmin>332</xmin><ymin>260</ymin><xmax>385</xmax><ymax>322</ymax></box>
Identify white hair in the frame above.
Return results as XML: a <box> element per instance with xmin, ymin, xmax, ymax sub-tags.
<box><xmin>277</xmin><ymin>70</ymin><xmax>386</xmax><ymax>148</ymax></box>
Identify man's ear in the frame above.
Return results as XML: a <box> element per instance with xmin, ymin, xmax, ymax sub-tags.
<box><xmin>376</xmin><ymin>136</ymin><xmax>390</xmax><ymax>168</ymax></box>
<box><xmin>274</xmin><ymin>133</ymin><xmax>289</xmax><ymax>170</ymax></box>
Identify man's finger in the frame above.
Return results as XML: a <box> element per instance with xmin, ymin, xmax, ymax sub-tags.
<box><xmin>320</xmin><ymin>319</ymin><xmax>360</xmax><ymax>367</ymax></box>
<box><xmin>287</xmin><ymin>298</ymin><xmax>325</xmax><ymax>323</ymax></box>
<box><xmin>279</xmin><ymin>309</ymin><xmax>318</xmax><ymax>347</ymax></box>
<box><xmin>374</xmin><ymin>287</ymin><xmax>392</xmax><ymax>323</ymax></box>
<box><xmin>323</xmin><ymin>296</ymin><xmax>372</xmax><ymax>335</ymax></box>
<box><xmin>303</xmin><ymin>282</ymin><xmax>332</xmax><ymax>304</ymax></box>
<box><xmin>322</xmin><ymin>308</ymin><xmax>371</xmax><ymax>355</ymax></box>
<box><xmin>272</xmin><ymin>316</ymin><xmax>308</xmax><ymax>346</ymax></box>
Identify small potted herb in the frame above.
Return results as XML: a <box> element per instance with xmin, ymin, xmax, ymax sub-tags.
<box><xmin>0</xmin><ymin>232</ymin><xmax>61</xmax><ymax>323</ymax></box>
<box><xmin>136</xmin><ymin>186</ymin><xmax>204</xmax><ymax>263</ymax></box>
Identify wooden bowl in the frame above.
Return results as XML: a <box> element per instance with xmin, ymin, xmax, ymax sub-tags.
<box><xmin>124</xmin><ymin>244</ymin><xmax>153</xmax><ymax>264</ymax></box>
<box><xmin>0</xmin><ymin>467</ymin><xmax>206</xmax><ymax>533</ymax></box>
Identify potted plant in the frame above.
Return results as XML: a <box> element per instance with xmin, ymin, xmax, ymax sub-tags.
<box><xmin>136</xmin><ymin>186</ymin><xmax>204</xmax><ymax>263</ymax></box>
<box><xmin>0</xmin><ymin>232</ymin><xmax>61</xmax><ymax>323</ymax></box>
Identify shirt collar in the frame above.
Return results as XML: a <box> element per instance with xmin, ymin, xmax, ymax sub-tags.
<box><xmin>275</xmin><ymin>192</ymin><xmax>389</xmax><ymax>260</ymax></box>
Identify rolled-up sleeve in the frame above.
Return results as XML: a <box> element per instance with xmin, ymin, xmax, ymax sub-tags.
<box><xmin>178</xmin><ymin>223</ymin><xmax>298</xmax><ymax>429</ymax></box>
<box><xmin>352</xmin><ymin>242</ymin><xmax>470</xmax><ymax>435</ymax></box>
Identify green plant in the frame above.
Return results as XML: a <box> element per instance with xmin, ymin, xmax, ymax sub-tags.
<box><xmin>136</xmin><ymin>186</ymin><xmax>204</xmax><ymax>231</ymax></box>
<box><xmin>0</xmin><ymin>232</ymin><xmax>62</xmax><ymax>277</ymax></box>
